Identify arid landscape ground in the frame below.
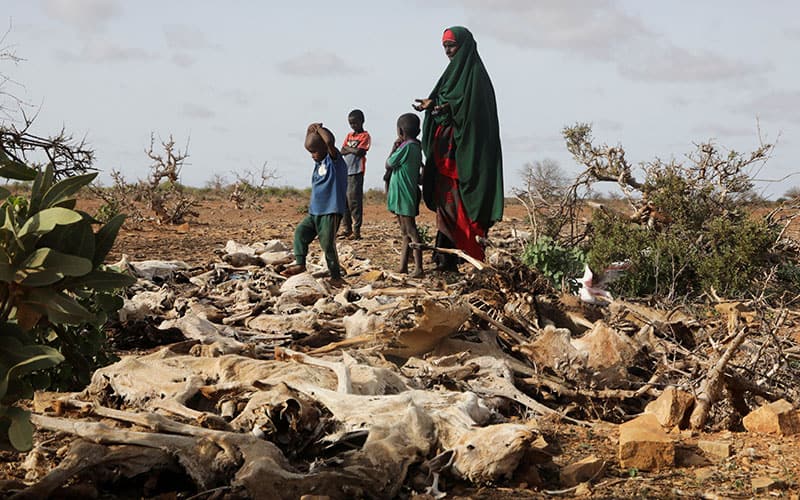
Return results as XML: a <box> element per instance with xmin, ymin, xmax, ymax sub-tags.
<box><xmin>2</xmin><ymin>193</ymin><xmax>799</xmax><ymax>499</ymax></box>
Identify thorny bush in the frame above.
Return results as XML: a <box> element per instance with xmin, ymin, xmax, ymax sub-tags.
<box><xmin>519</xmin><ymin>123</ymin><xmax>799</xmax><ymax>304</ymax></box>
<box><xmin>93</xmin><ymin>133</ymin><xmax>198</xmax><ymax>226</ymax></box>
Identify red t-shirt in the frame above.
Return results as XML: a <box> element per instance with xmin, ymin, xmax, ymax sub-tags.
<box><xmin>341</xmin><ymin>131</ymin><xmax>371</xmax><ymax>174</ymax></box>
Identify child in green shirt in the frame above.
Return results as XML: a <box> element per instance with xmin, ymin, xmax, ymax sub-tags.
<box><xmin>384</xmin><ymin>113</ymin><xmax>424</xmax><ymax>277</ymax></box>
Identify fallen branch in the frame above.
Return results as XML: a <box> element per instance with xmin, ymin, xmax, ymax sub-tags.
<box><xmin>519</xmin><ymin>375</ymin><xmax>645</xmax><ymax>400</ymax></box>
<box><xmin>468</xmin><ymin>304</ymin><xmax>529</xmax><ymax>345</ymax></box>
<box><xmin>410</xmin><ymin>243</ymin><xmax>488</xmax><ymax>271</ymax></box>
<box><xmin>689</xmin><ymin>326</ymin><xmax>749</xmax><ymax>429</ymax></box>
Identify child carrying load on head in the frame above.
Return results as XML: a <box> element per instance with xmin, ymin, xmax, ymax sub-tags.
<box><xmin>282</xmin><ymin>123</ymin><xmax>348</xmax><ymax>287</ymax></box>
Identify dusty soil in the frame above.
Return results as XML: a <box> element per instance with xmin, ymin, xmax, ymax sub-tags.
<box><xmin>2</xmin><ymin>195</ymin><xmax>799</xmax><ymax>499</ymax></box>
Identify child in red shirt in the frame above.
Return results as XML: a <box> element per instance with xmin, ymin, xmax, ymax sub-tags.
<box><xmin>339</xmin><ymin>109</ymin><xmax>371</xmax><ymax>240</ymax></box>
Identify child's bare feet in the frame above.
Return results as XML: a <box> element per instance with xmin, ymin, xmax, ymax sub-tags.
<box><xmin>281</xmin><ymin>264</ymin><xmax>306</xmax><ymax>277</ymax></box>
<box><xmin>397</xmin><ymin>266</ymin><xmax>408</xmax><ymax>274</ymax></box>
<box><xmin>410</xmin><ymin>269</ymin><xmax>424</xmax><ymax>278</ymax></box>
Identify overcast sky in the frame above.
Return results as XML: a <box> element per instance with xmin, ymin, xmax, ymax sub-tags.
<box><xmin>3</xmin><ymin>1</ymin><xmax>799</xmax><ymax>197</ymax></box>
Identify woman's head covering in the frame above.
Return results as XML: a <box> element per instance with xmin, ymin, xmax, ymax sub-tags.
<box><xmin>442</xmin><ymin>28</ymin><xmax>456</xmax><ymax>44</ymax></box>
<box><xmin>422</xmin><ymin>26</ymin><xmax>504</xmax><ymax>228</ymax></box>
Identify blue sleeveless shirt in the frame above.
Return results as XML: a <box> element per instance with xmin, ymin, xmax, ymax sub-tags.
<box><xmin>309</xmin><ymin>154</ymin><xmax>347</xmax><ymax>216</ymax></box>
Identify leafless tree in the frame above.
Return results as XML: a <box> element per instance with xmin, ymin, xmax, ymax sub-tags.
<box><xmin>229</xmin><ymin>162</ymin><xmax>279</xmax><ymax>209</ymax></box>
<box><xmin>0</xmin><ymin>24</ymin><xmax>95</xmax><ymax>179</ymax></box>
<box><xmin>93</xmin><ymin>134</ymin><xmax>198</xmax><ymax>226</ymax></box>
<box><xmin>1</xmin><ymin>113</ymin><xmax>96</xmax><ymax>179</ymax></box>
<box><xmin>0</xmin><ymin>20</ymin><xmax>24</xmax><ymax>119</ymax></box>
<box><xmin>512</xmin><ymin>159</ymin><xmax>583</xmax><ymax>243</ymax></box>
<box><xmin>141</xmin><ymin>133</ymin><xmax>197</xmax><ymax>224</ymax></box>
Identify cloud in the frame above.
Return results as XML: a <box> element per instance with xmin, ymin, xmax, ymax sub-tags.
<box><xmin>457</xmin><ymin>0</ymin><xmax>769</xmax><ymax>83</ymax></box>
<box><xmin>181</xmin><ymin>103</ymin><xmax>215</xmax><ymax>119</ymax></box>
<box><xmin>219</xmin><ymin>89</ymin><xmax>251</xmax><ymax>107</ymax></box>
<box><xmin>691</xmin><ymin>123</ymin><xmax>758</xmax><ymax>139</ymax></box>
<box><xmin>277</xmin><ymin>51</ymin><xmax>362</xmax><ymax>77</ymax></box>
<box><xmin>786</xmin><ymin>27</ymin><xmax>800</xmax><ymax>39</ymax></box>
<box><xmin>56</xmin><ymin>39</ymin><xmax>151</xmax><ymax>62</ymax></box>
<box><xmin>163</xmin><ymin>25</ymin><xmax>217</xmax><ymax>51</ymax></box>
<box><xmin>459</xmin><ymin>0</ymin><xmax>650</xmax><ymax>59</ymax></box>
<box><xmin>592</xmin><ymin>119</ymin><xmax>624</xmax><ymax>132</ymax></box>
<box><xmin>503</xmin><ymin>133</ymin><xmax>565</xmax><ymax>153</ymax></box>
<box><xmin>743</xmin><ymin>90</ymin><xmax>800</xmax><ymax>124</ymax></box>
<box><xmin>619</xmin><ymin>46</ymin><xmax>771</xmax><ymax>83</ymax></box>
<box><xmin>171</xmin><ymin>53</ymin><xmax>195</xmax><ymax>68</ymax></box>
<box><xmin>42</xmin><ymin>0</ymin><xmax>121</xmax><ymax>32</ymax></box>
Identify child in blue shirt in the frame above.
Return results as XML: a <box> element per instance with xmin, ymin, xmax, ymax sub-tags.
<box><xmin>282</xmin><ymin>123</ymin><xmax>348</xmax><ymax>286</ymax></box>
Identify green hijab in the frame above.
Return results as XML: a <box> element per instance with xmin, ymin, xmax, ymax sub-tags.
<box><xmin>421</xmin><ymin>26</ymin><xmax>504</xmax><ymax>228</ymax></box>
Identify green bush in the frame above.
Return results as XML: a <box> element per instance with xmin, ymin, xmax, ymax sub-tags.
<box><xmin>0</xmin><ymin>149</ymin><xmax>134</xmax><ymax>450</ymax></box>
<box><xmin>417</xmin><ymin>223</ymin><xmax>433</xmax><ymax>246</ymax></box>
<box><xmin>95</xmin><ymin>200</ymin><xmax>121</xmax><ymax>223</ymax></box>
<box><xmin>587</xmin><ymin>207</ymin><xmax>780</xmax><ymax>301</ymax></box>
<box><xmin>521</xmin><ymin>236</ymin><xmax>586</xmax><ymax>292</ymax></box>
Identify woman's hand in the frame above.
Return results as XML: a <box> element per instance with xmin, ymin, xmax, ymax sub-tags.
<box><xmin>432</xmin><ymin>102</ymin><xmax>450</xmax><ymax>116</ymax></box>
<box><xmin>413</xmin><ymin>98</ymin><xmax>433</xmax><ymax>111</ymax></box>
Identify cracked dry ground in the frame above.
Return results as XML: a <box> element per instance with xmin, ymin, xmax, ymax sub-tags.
<box><xmin>1</xmin><ymin>193</ymin><xmax>798</xmax><ymax>499</ymax></box>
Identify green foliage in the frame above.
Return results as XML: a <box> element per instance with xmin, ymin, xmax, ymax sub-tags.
<box><xmin>95</xmin><ymin>200</ymin><xmax>121</xmax><ymax>223</ymax></box>
<box><xmin>694</xmin><ymin>217</ymin><xmax>776</xmax><ymax>294</ymax></box>
<box><xmin>0</xmin><ymin>155</ymin><xmax>134</xmax><ymax>450</ymax></box>
<box><xmin>521</xmin><ymin>236</ymin><xmax>586</xmax><ymax>292</ymax></box>
<box><xmin>587</xmin><ymin>201</ymin><xmax>781</xmax><ymax>301</ymax></box>
<box><xmin>417</xmin><ymin>223</ymin><xmax>433</xmax><ymax>246</ymax></box>
<box><xmin>559</xmin><ymin>123</ymin><xmax>789</xmax><ymax>302</ymax></box>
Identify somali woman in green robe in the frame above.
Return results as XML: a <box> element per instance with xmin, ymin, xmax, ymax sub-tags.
<box><xmin>413</xmin><ymin>26</ymin><xmax>504</xmax><ymax>270</ymax></box>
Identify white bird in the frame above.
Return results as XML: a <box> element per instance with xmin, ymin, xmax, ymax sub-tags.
<box><xmin>578</xmin><ymin>261</ymin><xmax>630</xmax><ymax>305</ymax></box>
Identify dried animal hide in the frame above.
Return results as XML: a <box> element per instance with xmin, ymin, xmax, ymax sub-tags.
<box><xmin>119</xmin><ymin>288</ymin><xmax>175</xmax><ymax>322</ymax></box>
<box><xmin>159</xmin><ymin>312</ymin><xmax>247</xmax><ymax>356</ymax></box>
<box><xmin>121</xmin><ymin>256</ymin><xmax>190</xmax><ymax>282</ymax></box>
<box><xmin>246</xmin><ymin>311</ymin><xmax>319</xmax><ymax>335</ymax></box>
<box><xmin>70</xmin><ymin>343</ymin><xmax>540</xmax><ymax>494</ymax></box>
<box><xmin>382</xmin><ymin>299</ymin><xmax>471</xmax><ymax>358</ymax></box>
<box><xmin>277</xmin><ymin>273</ymin><xmax>328</xmax><ymax>313</ymax></box>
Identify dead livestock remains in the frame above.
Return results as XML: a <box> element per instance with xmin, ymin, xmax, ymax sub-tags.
<box><xmin>7</xmin><ymin>225</ymin><xmax>800</xmax><ymax>499</ymax></box>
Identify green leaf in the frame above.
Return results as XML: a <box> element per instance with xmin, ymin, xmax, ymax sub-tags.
<box><xmin>0</xmin><ymin>336</ymin><xmax>64</xmax><ymax>401</ymax></box>
<box><xmin>19</xmin><ymin>249</ymin><xmax>93</xmax><ymax>287</ymax></box>
<box><xmin>38</xmin><ymin>218</ymin><xmax>95</xmax><ymax>261</ymax></box>
<box><xmin>0</xmin><ymin>204</ymin><xmax>18</xmax><ymax>239</ymax></box>
<box><xmin>0</xmin><ymin>187</ymin><xmax>9</xmax><ymax>201</ymax></box>
<box><xmin>0</xmin><ymin>150</ymin><xmax>37</xmax><ymax>181</ymax></box>
<box><xmin>22</xmin><ymin>247</ymin><xmax>93</xmax><ymax>274</ymax></box>
<box><xmin>6</xmin><ymin>406</ymin><xmax>33</xmax><ymax>451</ymax></box>
<box><xmin>93</xmin><ymin>214</ymin><xmax>126</xmax><ymax>266</ymax></box>
<box><xmin>95</xmin><ymin>292</ymin><xmax>124</xmax><ymax>312</ymax></box>
<box><xmin>28</xmin><ymin>167</ymin><xmax>49</xmax><ymax>214</ymax></box>
<box><xmin>54</xmin><ymin>199</ymin><xmax>77</xmax><ymax>210</ymax></box>
<box><xmin>64</xmin><ymin>270</ymin><xmax>135</xmax><ymax>291</ymax></box>
<box><xmin>17</xmin><ymin>207</ymin><xmax>83</xmax><ymax>239</ymax></box>
<box><xmin>24</xmin><ymin>288</ymin><xmax>93</xmax><ymax>324</ymax></box>
<box><xmin>40</xmin><ymin>173</ymin><xmax>98</xmax><ymax>209</ymax></box>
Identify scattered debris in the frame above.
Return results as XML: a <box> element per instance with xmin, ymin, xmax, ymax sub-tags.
<box><xmin>7</xmin><ymin>234</ymin><xmax>800</xmax><ymax>498</ymax></box>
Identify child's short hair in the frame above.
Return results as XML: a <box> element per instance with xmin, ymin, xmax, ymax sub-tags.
<box><xmin>397</xmin><ymin>113</ymin><xmax>420</xmax><ymax>138</ymax></box>
<box><xmin>349</xmin><ymin>109</ymin><xmax>365</xmax><ymax>122</ymax></box>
